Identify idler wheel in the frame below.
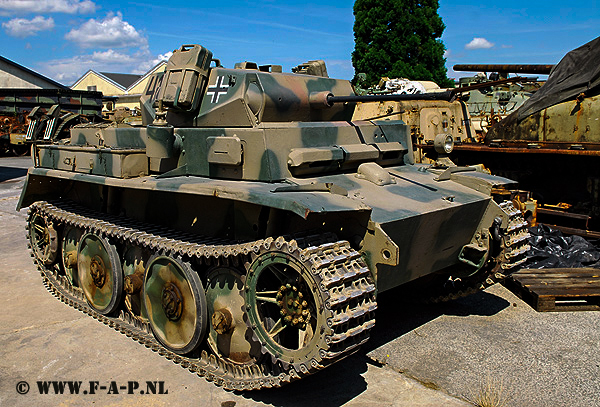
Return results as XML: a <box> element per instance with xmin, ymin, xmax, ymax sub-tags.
<box><xmin>77</xmin><ymin>233</ymin><xmax>123</xmax><ymax>315</ymax></box>
<box><xmin>28</xmin><ymin>212</ymin><xmax>59</xmax><ymax>266</ymax></box>
<box><xmin>143</xmin><ymin>255</ymin><xmax>207</xmax><ymax>355</ymax></box>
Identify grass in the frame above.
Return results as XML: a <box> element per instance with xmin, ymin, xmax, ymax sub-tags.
<box><xmin>466</xmin><ymin>375</ymin><xmax>512</xmax><ymax>407</ymax></box>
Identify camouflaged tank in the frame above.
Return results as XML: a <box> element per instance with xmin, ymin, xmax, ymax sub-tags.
<box><xmin>19</xmin><ymin>44</ymin><xmax>529</xmax><ymax>390</ymax></box>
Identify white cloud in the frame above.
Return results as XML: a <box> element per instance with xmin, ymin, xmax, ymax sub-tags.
<box><xmin>90</xmin><ymin>49</ymin><xmax>137</xmax><ymax>64</ymax></box>
<box><xmin>465</xmin><ymin>37</ymin><xmax>494</xmax><ymax>50</ymax></box>
<box><xmin>2</xmin><ymin>16</ymin><xmax>54</xmax><ymax>37</ymax></box>
<box><xmin>65</xmin><ymin>12</ymin><xmax>147</xmax><ymax>49</ymax></box>
<box><xmin>0</xmin><ymin>0</ymin><xmax>96</xmax><ymax>14</ymax></box>
<box><xmin>444</xmin><ymin>49</ymin><xmax>451</xmax><ymax>59</ymax></box>
<box><xmin>39</xmin><ymin>49</ymin><xmax>169</xmax><ymax>84</ymax></box>
<box><xmin>136</xmin><ymin>50</ymin><xmax>172</xmax><ymax>72</ymax></box>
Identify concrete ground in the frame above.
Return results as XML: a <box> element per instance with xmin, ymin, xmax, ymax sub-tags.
<box><xmin>1</xmin><ymin>156</ymin><xmax>599</xmax><ymax>406</ymax></box>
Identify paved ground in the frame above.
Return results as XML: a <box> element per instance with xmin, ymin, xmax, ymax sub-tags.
<box><xmin>1</xmin><ymin>156</ymin><xmax>599</xmax><ymax>406</ymax></box>
<box><xmin>367</xmin><ymin>285</ymin><xmax>600</xmax><ymax>406</ymax></box>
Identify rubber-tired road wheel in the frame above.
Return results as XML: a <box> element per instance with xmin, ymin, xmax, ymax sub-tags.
<box><xmin>143</xmin><ymin>255</ymin><xmax>207</xmax><ymax>355</ymax></box>
<box><xmin>77</xmin><ymin>233</ymin><xmax>123</xmax><ymax>315</ymax></box>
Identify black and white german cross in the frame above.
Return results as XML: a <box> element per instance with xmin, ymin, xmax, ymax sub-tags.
<box><xmin>206</xmin><ymin>76</ymin><xmax>229</xmax><ymax>103</ymax></box>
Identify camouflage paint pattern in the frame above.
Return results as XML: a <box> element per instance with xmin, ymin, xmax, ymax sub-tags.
<box><xmin>20</xmin><ymin>43</ymin><xmax>519</xmax><ymax>296</ymax></box>
<box><xmin>77</xmin><ymin>233</ymin><xmax>122</xmax><ymax>314</ymax></box>
<box><xmin>143</xmin><ymin>256</ymin><xmax>206</xmax><ymax>353</ymax></box>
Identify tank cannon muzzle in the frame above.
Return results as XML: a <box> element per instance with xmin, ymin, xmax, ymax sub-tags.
<box><xmin>326</xmin><ymin>90</ymin><xmax>455</xmax><ymax>105</ymax></box>
<box><xmin>453</xmin><ymin>64</ymin><xmax>554</xmax><ymax>75</ymax></box>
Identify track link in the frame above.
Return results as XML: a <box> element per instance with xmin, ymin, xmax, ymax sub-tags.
<box><xmin>429</xmin><ymin>200</ymin><xmax>531</xmax><ymax>303</ymax></box>
<box><xmin>26</xmin><ymin>201</ymin><xmax>377</xmax><ymax>391</ymax></box>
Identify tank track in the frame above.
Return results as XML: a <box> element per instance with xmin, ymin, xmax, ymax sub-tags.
<box><xmin>26</xmin><ymin>201</ymin><xmax>377</xmax><ymax>391</ymax></box>
<box><xmin>428</xmin><ymin>200</ymin><xmax>531</xmax><ymax>303</ymax></box>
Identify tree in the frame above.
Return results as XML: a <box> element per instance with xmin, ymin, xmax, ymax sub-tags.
<box><xmin>352</xmin><ymin>0</ymin><xmax>453</xmax><ymax>88</ymax></box>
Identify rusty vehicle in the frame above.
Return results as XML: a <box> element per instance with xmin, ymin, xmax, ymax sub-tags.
<box><xmin>452</xmin><ymin>64</ymin><xmax>550</xmax><ymax>136</ymax></box>
<box><xmin>0</xmin><ymin>88</ymin><xmax>103</xmax><ymax>155</ymax></box>
<box><xmin>19</xmin><ymin>44</ymin><xmax>529</xmax><ymax>390</ymax></box>
<box><xmin>438</xmin><ymin>37</ymin><xmax>600</xmax><ymax>235</ymax></box>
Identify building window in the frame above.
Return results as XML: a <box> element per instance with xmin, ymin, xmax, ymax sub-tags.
<box><xmin>87</xmin><ymin>85</ymin><xmax>97</xmax><ymax>91</ymax></box>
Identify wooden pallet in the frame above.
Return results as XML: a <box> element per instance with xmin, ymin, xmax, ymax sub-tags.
<box><xmin>504</xmin><ymin>268</ymin><xmax>600</xmax><ymax>312</ymax></box>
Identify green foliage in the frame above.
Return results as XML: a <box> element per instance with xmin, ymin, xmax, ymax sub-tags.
<box><xmin>352</xmin><ymin>0</ymin><xmax>453</xmax><ymax>88</ymax></box>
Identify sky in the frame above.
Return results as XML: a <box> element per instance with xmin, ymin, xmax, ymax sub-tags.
<box><xmin>0</xmin><ymin>0</ymin><xmax>598</xmax><ymax>86</ymax></box>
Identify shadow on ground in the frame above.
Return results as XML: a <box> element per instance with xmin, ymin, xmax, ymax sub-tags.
<box><xmin>241</xmin><ymin>353</ymin><xmax>370</xmax><ymax>406</ymax></box>
<box><xmin>364</xmin><ymin>287</ymin><xmax>510</xmax><ymax>354</ymax></box>
<box><xmin>0</xmin><ymin>166</ymin><xmax>27</xmax><ymax>183</ymax></box>
<box><xmin>242</xmin><ymin>286</ymin><xmax>509</xmax><ymax>406</ymax></box>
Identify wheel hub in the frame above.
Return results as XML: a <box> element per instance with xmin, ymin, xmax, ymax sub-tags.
<box><xmin>276</xmin><ymin>284</ymin><xmax>309</xmax><ymax>329</ymax></box>
<box><xmin>90</xmin><ymin>255</ymin><xmax>106</xmax><ymax>288</ymax></box>
<box><xmin>161</xmin><ymin>282</ymin><xmax>183</xmax><ymax>321</ymax></box>
<box><xmin>211</xmin><ymin>308</ymin><xmax>234</xmax><ymax>335</ymax></box>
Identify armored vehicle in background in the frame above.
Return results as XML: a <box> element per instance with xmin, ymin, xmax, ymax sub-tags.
<box><xmin>447</xmin><ymin>37</ymin><xmax>600</xmax><ymax>235</ymax></box>
<box><xmin>452</xmin><ymin>64</ymin><xmax>551</xmax><ymax>136</ymax></box>
<box><xmin>351</xmin><ymin>77</ymin><xmax>477</xmax><ymax>163</ymax></box>
<box><xmin>19</xmin><ymin>44</ymin><xmax>529</xmax><ymax>390</ymax></box>
<box><xmin>0</xmin><ymin>88</ymin><xmax>103</xmax><ymax>155</ymax></box>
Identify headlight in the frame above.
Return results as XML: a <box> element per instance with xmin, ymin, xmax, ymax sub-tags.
<box><xmin>434</xmin><ymin>134</ymin><xmax>453</xmax><ymax>154</ymax></box>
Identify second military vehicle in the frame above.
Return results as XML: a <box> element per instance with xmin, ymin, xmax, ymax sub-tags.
<box><xmin>447</xmin><ymin>37</ymin><xmax>600</xmax><ymax>235</ymax></box>
<box><xmin>19</xmin><ymin>44</ymin><xmax>529</xmax><ymax>390</ymax></box>
<box><xmin>0</xmin><ymin>87</ymin><xmax>103</xmax><ymax>155</ymax></box>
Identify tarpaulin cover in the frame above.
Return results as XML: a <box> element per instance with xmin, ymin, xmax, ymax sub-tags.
<box><xmin>517</xmin><ymin>36</ymin><xmax>600</xmax><ymax>121</ymax></box>
<box><xmin>521</xmin><ymin>224</ymin><xmax>600</xmax><ymax>269</ymax></box>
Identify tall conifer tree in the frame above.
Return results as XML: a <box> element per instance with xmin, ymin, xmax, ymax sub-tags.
<box><xmin>352</xmin><ymin>0</ymin><xmax>453</xmax><ymax>87</ymax></box>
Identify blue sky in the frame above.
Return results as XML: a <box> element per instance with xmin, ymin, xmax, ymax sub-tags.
<box><xmin>0</xmin><ymin>0</ymin><xmax>598</xmax><ymax>86</ymax></box>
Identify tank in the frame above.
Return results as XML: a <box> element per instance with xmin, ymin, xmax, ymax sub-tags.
<box><xmin>351</xmin><ymin>77</ymin><xmax>478</xmax><ymax>163</ymax></box>
<box><xmin>452</xmin><ymin>64</ymin><xmax>551</xmax><ymax>136</ymax></box>
<box><xmin>444</xmin><ymin>37</ymin><xmax>600</xmax><ymax>235</ymax></box>
<box><xmin>18</xmin><ymin>44</ymin><xmax>529</xmax><ymax>390</ymax></box>
<box><xmin>0</xmin><ymin>88</ymin><xmax>103</xmax><ymax>156</ymax></box>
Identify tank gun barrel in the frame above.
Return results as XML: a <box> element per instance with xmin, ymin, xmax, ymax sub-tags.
<box><xmin>453</xmin><ymin>64</ymin><xmax>554</xmax><ymax>75</ymax></box>
<box><xmin>326</xmin><ymin>90</ymin><xmax>455</xmax><ymax>105</ymax></box>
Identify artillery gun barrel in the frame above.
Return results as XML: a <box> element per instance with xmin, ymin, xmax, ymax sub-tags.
<box><xmin>453</xmin><ymin>64</ymin><xmax>554</xmax><ymax>75</ymax></box>
<box><xmin>327</xmin><ymin>90</ymin><xmax>455</xmax><ymax>105</ymax></box>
